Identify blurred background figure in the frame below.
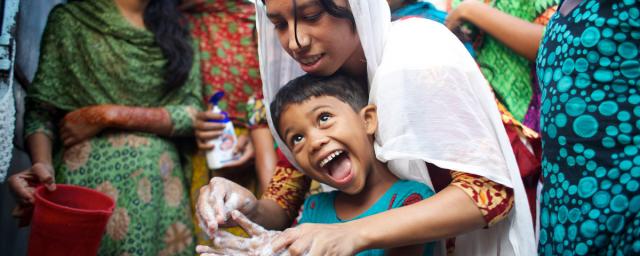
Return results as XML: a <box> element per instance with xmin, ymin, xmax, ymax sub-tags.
<box><xmin>7</xmin><ymin>0</ymin><xmax>202</xmax><ymax>254</ymax></box>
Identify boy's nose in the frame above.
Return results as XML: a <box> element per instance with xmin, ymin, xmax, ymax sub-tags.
<box><xmin>309</xmin><ymin>133</ymin><xmax>330</xmax><ymax>153</ymax></box>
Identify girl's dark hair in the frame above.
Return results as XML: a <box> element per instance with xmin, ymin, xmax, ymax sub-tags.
<box><xmin>144</xmin><ymin>0</ymin><xmax>193</xmax><ymax>91</ymax></box>
<box><xmin>263</xmin><ymin>0</ymin><xmax>356</xmax><ymax>47</ymax></box>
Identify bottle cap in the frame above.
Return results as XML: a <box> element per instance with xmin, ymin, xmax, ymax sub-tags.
<box><xmin>208</xmin><ymin>91</ymin><xmax>230</xmax><ymax>123</ymax></box>
<box><xmin>209</xmin><ymin>111</ymin><xmax>230</xmax><ymax>123</ymax></box>
<box><xmin>208</xmin><ymin>91</ymin><xmax>225</xmax><ymax>105</ymax></box>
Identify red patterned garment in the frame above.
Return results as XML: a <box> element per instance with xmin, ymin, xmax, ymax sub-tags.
<box><xmin>182</xmin><ymin>0</ymin><xmax>262</xmax><ymax>126</ymax></box>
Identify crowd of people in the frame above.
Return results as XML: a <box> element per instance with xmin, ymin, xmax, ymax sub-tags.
<box><xmin>5</xmin><ymin>0</ymin><xmax>639</xmax><ymax>255</ymax></box>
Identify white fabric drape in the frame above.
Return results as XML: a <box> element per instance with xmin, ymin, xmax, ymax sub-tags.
<box><xmin>256</xmin><ymin>0</ymin><xmax>535</xmax><ymax>255</ymax></box>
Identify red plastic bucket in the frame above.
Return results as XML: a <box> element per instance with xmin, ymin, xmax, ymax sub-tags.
<box><xmin>27</xmin><ymin>184</ymin><xmax>115</xmax><ymax>256</ymax></box>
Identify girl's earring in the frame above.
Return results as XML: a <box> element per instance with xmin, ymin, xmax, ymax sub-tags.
<box><xmin>360</xmin><ymin>58</ymin><xmax>367</xmax><ymax>63</ymax></box>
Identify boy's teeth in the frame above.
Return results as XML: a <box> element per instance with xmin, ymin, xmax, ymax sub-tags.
<box><xmin>320</xmin><ymin>150</ymin><xmax>343</xmax><ymax>168</ymax></box>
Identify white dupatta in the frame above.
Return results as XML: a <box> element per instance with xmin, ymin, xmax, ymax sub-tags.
<box><xmin>256</xmin><ymin>0</ymin><xmax>535</xmax><ymax>255</ymax></box>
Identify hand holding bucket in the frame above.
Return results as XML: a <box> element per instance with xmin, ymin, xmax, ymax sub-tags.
<box><xmin>27</xmin><ymin>184</ymin><xmax>115</xmax><ymax>256</ymax></box>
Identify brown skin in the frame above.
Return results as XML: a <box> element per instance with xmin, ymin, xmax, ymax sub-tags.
<box><xmin>59</xmin><ymin>105</ymin><xmax>175</xmax><ymax>147</ymax></box>
<box><xmin>275</xmin><ymin>96</ymin><xmax>423</xmax><ymax>255</ymax></box>
<box><xmin>8</xmin><ymin>0</ymin><xmax>172</xmax><ymax>223</ymax></box>
<box><xmin>250</xmin><ymin>127</ymin><xmax>277</xmax><ymax>193</ymax></box>
<box><xmin>10</xmin><ymin>105</ymin><xmax>176</xmax><ymax>221</ymax></box>
<box><xmin>197</xmin><ymin>0</ymin><xmax>490</xmax><ymax>255</ymax></box>
<box><xmin>194</xmin><ymin>109</ymin><xmax>256</xmax><ymax>169</ymax></box>
<box><xmin>445</xmin><ymin>0</ymin><xmax>549</xmax><ymax>61</ymax></box>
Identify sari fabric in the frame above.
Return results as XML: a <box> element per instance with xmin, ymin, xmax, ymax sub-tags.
<box><xmin>25</xmin><ymin>0</ymin><xmax>203</xmax><ymax>254</ymax></box>
<box><xmin>256</xmin><ymin>0</ymin><xmax>536</xmax><ymax>255</ymax></box>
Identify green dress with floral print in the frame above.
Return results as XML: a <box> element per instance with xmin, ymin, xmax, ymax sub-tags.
<box><xmin>24</xmin><ymin>0</ymin><xmax>203</xmax><ymax>255</ymax></box>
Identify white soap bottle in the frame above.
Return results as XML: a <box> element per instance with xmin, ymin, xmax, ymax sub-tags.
<box><xmin>206</xmin><ymin>91</ymin><xmax>238</xmax><ymax>170</ymax></box>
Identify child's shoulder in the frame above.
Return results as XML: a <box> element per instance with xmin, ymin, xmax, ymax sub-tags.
<box><xmin>388</xmin><ymin>180</ymin><xmax>435</xmax><ymax>209</ymax></box>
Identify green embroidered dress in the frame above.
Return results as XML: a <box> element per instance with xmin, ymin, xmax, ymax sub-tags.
<box><xmin>25</xmin><ymin>0</ymin><xmax>203</xmax><ymax>255</ymax></box>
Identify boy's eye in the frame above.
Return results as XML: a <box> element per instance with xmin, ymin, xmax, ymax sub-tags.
<box><xmin>318</xmin><ymin>112</ymin><xmax>331</xmax><ymax>123</ymax></box>
<box><xmin>291</xmin><ymin>135</ymin><xmax>304</xmax><ymax>145</ymax></box>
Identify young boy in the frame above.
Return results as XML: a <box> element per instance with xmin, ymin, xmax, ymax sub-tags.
<box><xmin>270</xmin><ymin>74</ymin><xmax>435</xmax><ymax>256</ymax></box>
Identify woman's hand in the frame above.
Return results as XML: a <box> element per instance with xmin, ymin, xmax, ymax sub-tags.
<box><xmin>195</xmin><ymin>111</ymin><xmax>228</xmax><ymax>150</ymax></box>
<box><xmin>59</xmin><ymin>105</ymin><xmax>111</xmax><ymax>147</ymax></box>
<box><xmin>445</xmin><ymin>0</ymin><xmax>480</xmax><ymax>30</ymax></box>
<box><xmin>196</xmin><ymin>177</ymin><xmax>258</xmax><ymax>237</ymax></box>
<box><xmin>271</xmin><ymin>222</ymin><xmax>366</xmax><ymax>256</ymax></box>
<box><xmin>8</xmin><ymin>162</ymin><xmax>56</xmax><ymax>226</ymax></box>
<box><xmin>196</xmin><ymin>210</ymin><xmax>283</xmax><ymax>256</ymax></box>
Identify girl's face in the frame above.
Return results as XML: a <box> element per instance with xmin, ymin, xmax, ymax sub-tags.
<box><xmin>266</xmin><ymin>0</ymin><xmax>364</xmax><ymax>76</ymax></box>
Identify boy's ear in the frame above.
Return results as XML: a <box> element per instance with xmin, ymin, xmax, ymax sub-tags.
<box><xmin>360</xmin><ymin>104</ymin><xmax>378</xmax><ymax>135</ymax></box>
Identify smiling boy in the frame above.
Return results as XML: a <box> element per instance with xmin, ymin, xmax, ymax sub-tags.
<box><xmin>270</xmin><ymin>74</ymin><xmax>435</xmax><ymax>255</ymax></box>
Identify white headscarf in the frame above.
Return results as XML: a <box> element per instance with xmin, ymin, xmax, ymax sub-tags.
<box><xmin>256</xmin><ymin>0</ymin><xmax>535</xmax><ymax>255</ymax></box>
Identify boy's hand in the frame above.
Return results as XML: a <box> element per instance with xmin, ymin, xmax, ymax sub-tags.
<box><xmin>271</xmin><ymin>222</ymin><xmax>365</xmax><ymax>256</ymax></box>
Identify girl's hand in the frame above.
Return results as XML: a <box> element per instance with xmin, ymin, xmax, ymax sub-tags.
<box><xmin>59</xmin><ymin>105</ymin><xmax>110</xmax><ymax>147</ymax></box>
<box><xmin>8</xmin><ymin>162</ymin><xmax>56</xmax><ymax>226</ymax></box>
<box><xmin>194</xmin><ymin>111</ymin><xmax>228</xmax><ymax>150</ymax></box>
<box><xmin>196</xmin><ymin>177</ymin><xmax>258</xmax><ymax>237</ymax></box>
<box><xmin>196</xmin><ymin>210</ymin><xmax>282</xmax><ymax>256</ymax></box>
<box><xmin>445</xmin><ymin>0</ymin><xmax>480</xmax><ymax>30</ymax></box>
<box><xmin>271</xmin><ymin>222</ymin><xmax>367</xmax><ymax>256</ymax></box>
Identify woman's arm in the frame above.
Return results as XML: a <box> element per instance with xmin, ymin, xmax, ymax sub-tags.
<box><xmin>59</xmin><ymin>104</ymin><xmax>200</xmax><ymax>146</ymax></box>
<box><xmin>358</xmin><ymin>186</ymin><xmax>485</xmax><ymax>249</ymax></box>
<box><xmin>272</xmin><ymin>185</ymin><xmax>486</xmax><ymax>256</ymax></box>
<box><xmin>250</xmin><ymin>127</ymin><xmax>277</xmax><ymax>193</ymax></box>
<box><xmin>445</xmin><ymin>0</ymin><xmax>547</xmax><ymax>61</ymax></box>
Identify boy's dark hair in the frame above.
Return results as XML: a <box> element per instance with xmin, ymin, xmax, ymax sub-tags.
<box><xmin>270</xmin><ymin>73</ymin><xmax>369</xmax><ymax>134</ymax></box>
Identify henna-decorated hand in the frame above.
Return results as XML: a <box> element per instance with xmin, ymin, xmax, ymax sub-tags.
<box><xmin>59</xmin><ymin>105</ymin><xmax>111</xmax><ymax>147</ymax></box>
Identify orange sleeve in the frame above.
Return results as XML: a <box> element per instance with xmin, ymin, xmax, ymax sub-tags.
<box><xmin>449</xmin><ymin>171</ymin><xmax>514</xmax><ymax>227</ymax></box>
<box><xmin>262</xmin><ymin>148</ymin><xmax>311</xmax><ymax>219</ymax></box>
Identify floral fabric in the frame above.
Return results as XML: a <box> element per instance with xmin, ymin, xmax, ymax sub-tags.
<box><xmin>183</xmin><ymin>0</ymin><xmax>262</xmax><ymax>126</ymax></box>
<box><xmin>449</xmin><ymin>171</ymin><xmax>514</xmax><ymax>227</ymax></box>
<box><xmin>25</xmin><ymin>1</ymin><xmax>202</xmax><ymax>254</ymax></box>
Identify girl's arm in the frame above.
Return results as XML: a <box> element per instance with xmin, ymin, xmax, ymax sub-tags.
<box><xmin>250</xmin><ymin>127</ymin><xmax>277</xmax><ymax>193</ymax></box>
<box><xmin>445</xmin><ymin>0</ymin><xmax>548</xmax><ymax>61</ymax></box>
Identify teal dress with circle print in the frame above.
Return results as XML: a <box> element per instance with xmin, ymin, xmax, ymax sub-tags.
<box><xmin>536</xmin><ymin>0</ymin><xmax>640</xmax><ymax>255</ymax></box>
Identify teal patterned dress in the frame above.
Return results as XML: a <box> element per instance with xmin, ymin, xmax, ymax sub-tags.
<box><xmin>297</xmin><ymin>180</ymin><xmax>435</xmax><ymax>256</ymax></box>
<box><xmin>536</xmin><ymin>0</ymin><xmax>640</xmax><ymax>255</ymax></box>
<box><xmin>25</xmin><ymin>0</ymin><xmax>203</xmax><ymax>255</ymax></box>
